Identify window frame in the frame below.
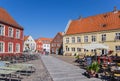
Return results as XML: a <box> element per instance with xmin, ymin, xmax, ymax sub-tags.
<box><xmin>0</xmin><ymin>42</ymin><xmax>4</xmax><ymax>53</ymax></box>
<box><xmin>101</xmin><ymin>34</ymin><xmax>106</xmax><ymax>42</ymax></box>
<box><xmin>66</xmin><ymin>38</ymin><xmax>69</xmax><ymax>43</ymax></box>
<box><xmin>8</xmin><ymin>27</ymin><xmax>14</xmax><ymax>37</ymax></box>
<box><xmin>91</xmin><ymin>35</ymin><xmax>96</xmax><ymax>42</ymax></box>
<box><xmin>115</xmin><ymin>46</ymin><xmax>120</xmax><ymax>51</ymax></box>
<box><xmin>84</xmin><ymin>36</ymin><xmax>88</xmax><ymax>42</ymax></box>
<box><xmin>16</xmin><ymin>43</ymin><xmax>20</xmax><ymax>52</ymax></box>
<box><xmin>115</xmin><ymin>33</ymin><xmax>120</xmax><ymax>40</ymax></box>
<box><xmin>72</xmin><ymin>37</ymin><xmax>75</xmax><ymax>43</ymax></box>
<box><xmin>0</xmin><ymin>24</ymin><xmax>5</xmax><ymax>36</ymax></box>
<box><xmin>8</xmin><ymin>42</ymin><xmax>13</xmax><ymax>53</ymax></box>
<box><xmin>77</xmin><ymin>37</ymin><xmax>81</xmax><ymax>43</ymax></box>
<box><xmin>16</xmin><ymin>29</ymin><xmax>20</xmax><ymax>39</ymax></box>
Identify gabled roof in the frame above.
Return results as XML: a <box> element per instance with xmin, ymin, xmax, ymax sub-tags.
<box><xmin>38</xmin><ymin>37</ymin><xmax>53</xmax><ymax>43</ymax></box>
<box><xmin>0</xmin><ymin>7</ymin><xmax>23</xmax><ymax>29</ymax></box>
<box><xmin>50</xmin><ymin>32</ymin><xmax>63</xmax><ymax>43</ymax></box>
<box><xmin>24</xmin><ymin>36</ymin><xmax>29</xmax><ymax>41</ymax></box>
<box><xmin>66</xmin><ymin>10</ymin><xmax>120</xmax><ymax>35</ymax></box>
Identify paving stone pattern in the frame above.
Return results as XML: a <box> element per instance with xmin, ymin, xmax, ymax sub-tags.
<box><xmin>22</xmin><ymin>56</ymin><xmax>53</xmax><ymax>81</ymax></box>
<box><xmin>41</xmin><ymin>55</ymin><xmax>102</xmax><ymax>81</ymax></box>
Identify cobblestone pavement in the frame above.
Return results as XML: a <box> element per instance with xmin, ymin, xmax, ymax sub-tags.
<box><xmin>22</xmin><ymin>56</ymin><xmax>53</xmax><ymax>81</ymax></box>
<box><xmin>41</xmin><ymin>55</ymin><xmax>102</xmax><ymax>81</ymax></box>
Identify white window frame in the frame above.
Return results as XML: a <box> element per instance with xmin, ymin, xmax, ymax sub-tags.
<box><xmin>101</xmin><ymin>34</ymin><xmax>106</xmax><ymax>41</ymax></box>
<box><xmin>84</xmin><ymin>36</ymin><xmax>88</xmax><ymax>42</ymax></box>
<box><xmin>115</xmin><ymin>33</ymin><xmax>120</xmax><ymax>40</ymax></box>
<box><xmin>116</xmin><ymin>46</ymin><xmax>120</xmax><ymax>51</ymax></box>
<box><xmin>66</xmin><ymin>38</ymin><xmax>69</xmax><ymax>43</ymax></box>
<box><xmin>8</xmin><ymin>27</ymin><xmax>14</xmax><ymax>37</ymax></box>
<box><xmin>77</xmin><ymin>37</ymin><xmax>81</xmax><ymax>43</ymax></box>
<box><xmin>71</xmin><ymin>47</ymin><xmax>75</xmax><ymax>52</ymax></box>
<box><xmin>16</xmin><ymin>43</ymin><xmax>20</xmax><ymax>53</ymax></box>
<box><xmin>16</xmin><ymin>29</ymin><xmax>20</xmax><ymax>39</ymax></box>
<box><xmin>0</xmin><ymin>42</ymin><xmax>4</xmax><ymax>53</ymax></box>
<box><xmin>0</xmin><ymin>24</ymin><xmax>5</xmax><ymax>36</ymax></box>
<box><xmin>91</xmin><ymin>35</ymin><xmax>96</xmax><ymax>42</ymax></box>
<box><xmin>8</xmin><ymin>42</ymin><xmax>13</xmax><ymax>53</ymax></box>
<box><xmin>72</xmin><ymin>37</ymin><xmax>75</xmax><ymax>43</ymax></box>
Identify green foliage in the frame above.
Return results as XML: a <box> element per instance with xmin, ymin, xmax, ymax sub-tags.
<box><xmin>87</xmin><ymin>61</ymin><xmax>100</xmax><ymax>73</ymax></box>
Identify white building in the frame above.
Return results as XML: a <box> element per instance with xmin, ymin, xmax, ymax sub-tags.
<box><xmin>39</xmin><ymin>38</ymin><xmax>52</xmax><ymax>54</ymax></box>
<box><xmin>23</xmin><ymin>36</ymin><xmax>36</xmax><ymax>52</ymax></box>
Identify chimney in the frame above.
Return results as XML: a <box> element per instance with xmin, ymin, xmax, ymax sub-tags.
<box><xmin>113</xmin><ymin>6</ymin><xmax>118</xmax><ymax>13</ymax></box>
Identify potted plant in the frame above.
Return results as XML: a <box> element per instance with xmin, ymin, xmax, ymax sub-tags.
<box><xmin>86</xmin><ymin>61</ymin><xmax>100</xmax><ymax>78</ymax></box>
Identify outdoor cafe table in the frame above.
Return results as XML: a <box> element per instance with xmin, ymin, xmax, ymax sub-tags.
<box><xmin>0</xmin><ymin>66</ymin><xmax>23</xmax><ymax>71</ymax></box>
<box><xmin>0</xmin><ymin>70</ymin><xmax>15</xmax><ymax>81</ymax></box>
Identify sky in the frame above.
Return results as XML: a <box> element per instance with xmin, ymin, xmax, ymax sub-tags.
<box><xmin>0</xmin><ymin>0</ymin><xmax>120</xmax><ymax>39</ymax></box>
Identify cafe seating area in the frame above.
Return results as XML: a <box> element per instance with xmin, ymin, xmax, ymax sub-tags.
<box><xmin>0</xmin><ymin>53</ymin><xmax>39</xmax><ymax>81</ymax></box>
<box><xmin>74</xmin><ymin>54</ymin><xmax>120</xmax><ymax>81</ymax></box>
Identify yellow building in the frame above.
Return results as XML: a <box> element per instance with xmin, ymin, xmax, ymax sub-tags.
<box><xmin>63</xmin><ymin>8</ymin><xmax>120</xmax><ymax>56</ymax></box>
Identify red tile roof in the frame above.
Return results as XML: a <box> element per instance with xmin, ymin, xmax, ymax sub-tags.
<box><xmin>38</xmin><ymin>38</ymin><xmax>53</xmax><ymax>43</ymax></box>
<box><xmin>0</xmin><ymin>7</ymin><xmax>23</xmax><ymax>29</ymax></box>
<box><xmin>66</xmin><ymin>10</ymin><xmax>120</xmax><ymax>35</ymax></box>
<box><xmin>39</xmin><ymin>38</ymin><xmax>52</xmax><ymax>41</ymax></box>
<box><xmin>24</xmin><ymin>36</ymin><xmax>29</xmax><ymax>41</ymax></box>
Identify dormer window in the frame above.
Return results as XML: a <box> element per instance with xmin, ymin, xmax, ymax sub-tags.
<box><xmin>101</xmin><ymin>24</ymin><xmax>107</xmax><ymax>27</ymax></box>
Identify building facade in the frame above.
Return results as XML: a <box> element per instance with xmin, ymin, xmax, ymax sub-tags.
<box><xmin>39</xmin><ymin>38</ymin><xmax>52</xmax><ymax>54</ymax></box>
<box><xmin>0</xmin><ymin>7</ymin><xmax>24</xmax><ymax>56</ymax></box>
<box><xmin>23</xmin><ymin>36</ymin><xmax>36</xmax><ymax>52</ymax></box>
<box><xmin>50</xmin><ymin>32</ymin><xmax>63</xmax><ymax>55</ymax></box>
<box><xmin>63</xmin><ymin>8</ymin><xmax>120</xmax><ymax>56</ymax></box>
<box><xmin>35</xmin><ymin>39</ymin><xmax>43</xmax><ymax>53</ymax></box>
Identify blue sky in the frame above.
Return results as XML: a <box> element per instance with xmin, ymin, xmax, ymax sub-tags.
<box><xmin>0</xmin><ymin>0</ymin><xmax>120</xmax><ymax>39</ymax></box>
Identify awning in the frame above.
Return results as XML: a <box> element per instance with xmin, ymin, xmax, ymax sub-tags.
<box><xmin>83</xmin><ymin>42</ymin><xmax>109</xmax><ymax>50</ymax></box>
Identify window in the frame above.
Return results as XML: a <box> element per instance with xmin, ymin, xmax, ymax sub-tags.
<box><xmin>84</xmin><ymin>49</ymin><xmax>88</xmax><ymax>52</ymax></box>
<box><xmin>66</xmin><ymin>38</ymin><xmax>69</xmax><ymax>43</ymax></box>
<box><xmin>0</xmin><ymin>24</ymin><xmax>5</xmax><ymax>36</ymax></box>
<box><xmin>91</xmin><ymin>36</ymin><xmax>96</xmax><ymax>42</ymax></box>
<box><xmin>77</xmin><ymin>48</ymin><xmax>81</xmax><ymax>52</ymax></box>
<box><xmin>72</xmin><ymin>37</ymin><xmax>75</xmax><ymax>43</ymax></box>
<box><xmin>44</xmin><ymin>45</ymin><xmax>46</xmax><ymax>47</ymax></box>
<box><xmin>16</xmin><ymin>29</ymin><xmax>20</xmax><ymax>39</ymax></box>
<box><xmin>84</xmin><ymin>36</ymin><xmax>88</xmax><ymax>42</ymax></box>
<box><xmin>8</xmin><ymin>27</ymin><xmax>13</xmax><ymax>37</ymax></box>
<box><xmin>116</xmin><ymin>46</ymin><xmax>120</xmax><ymax>51</ymax></box>
<box><xmin>16</xmin><ymin>43</ymin><xmax>20</xmax><ymax>52</ymax></box>
<box><xmin>57</xmin><ymin>44</ymin><xmax>60</xmax><ymax>47</ymax></box>
<box><xmin>0</xmin><ymin>42</ymin><xmax>4</xmax><ymax>53</ymax></box>
<box><xmin>8</xmin><ymin>42</ymin><xmax>13</xmax><ymax>52</ymax></box>
<box><xmin>101</xmin><ymin>34</ymin><xmax>106</xmax><ymax>41</ymax></box>
<box><xmin>71</xmin><ymin>48</ymin><xmax>75</xmax><ymax>51</ymax></box>
<box><xmin>66</xmin><ymin>46</ymin><xmax>69</xmax><ymax>51</ymax></box>
<box><xmin>115</xmin><ymin>33</ymin><xmax>120</xmax><ymax>40</ymax></box>
<box><xmin>77</xmin><ymin>37</ymin><xmax>81</xmax><ymax>43</ymax></box>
